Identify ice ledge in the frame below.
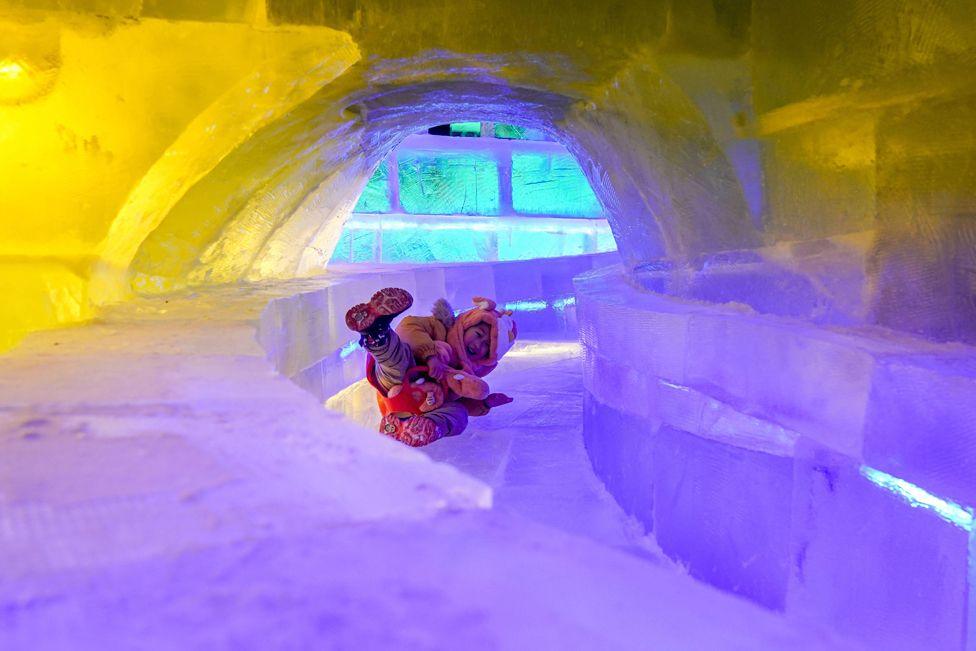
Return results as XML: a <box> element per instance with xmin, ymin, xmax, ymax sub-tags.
<box><xmin>0</xmin><ymin>271</ymin><xmax>500</xmax><ymax>581</ymax></box>
<box><xmin>576</xmin><ymin>266</ymin><xmax>976</xmax><ymax>649</ymax></box>
<box><xmin>576</xmin><ymin>264</ymin><xmax>976</xmax><ymax>504</ymax></box>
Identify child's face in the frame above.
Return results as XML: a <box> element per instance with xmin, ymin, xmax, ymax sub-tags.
<box><xmin>463</xmin><ymin>323</ymin><xmax>491</xmax><ymax>361</ymax></box>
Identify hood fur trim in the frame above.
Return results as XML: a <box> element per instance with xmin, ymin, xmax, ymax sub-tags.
<box><xmin>431</xmin><ymin>298</ymin><xmax>455</xmax><ymax>330</ymax></box>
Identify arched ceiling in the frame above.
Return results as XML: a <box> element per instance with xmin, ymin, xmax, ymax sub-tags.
<box><xmin>121</xmin><ymin>49</ymin><xmax>756</xmax><ymax>292</ymax></box>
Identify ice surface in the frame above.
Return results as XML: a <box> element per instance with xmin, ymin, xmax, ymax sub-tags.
<box><xmin>863</xmin><ymin>355</ymin><xmax>976</xmax><ymax>505</ymax></box>
<box><xmin>330</xmin><ymin>214</ymin><xmax>615</xmax><ymax>265</ymax></box>
<box><xmin>582</xmin><ymin>391</ymin><xmax>659</xmax><ymax>530</ymax></box>
<box><xmin>415</xmin><ymin>341</ymin><xmax>653</xmax><ymax>550</ymax></box>
<box><xmin>577</xmin><ymin>264</ymin><xmax>976</xmax><ymax>646</ymax></box>
<box><xmin>511</xmin><ymin>151</ymin><xmax>604</xmax><ymax>217</ymax></box>
<box><xmin>653</xmin><ymin>425</ymin><xmax>795</xmax><ymax>610</ymax></box>
<box><xmin>352</xmin><ymin>162</ymin><xmax>391</xmax><ymax>213</ymax></box>
<box><xmin>576</xmin><ymin>264</ymin><xmax>968</xmax><ymax>458</ymax></box>
<box><xmin>398</xmin><ymin>150</ymin><xmax>501</xmax><ymax>215</ymax></box>
<box><xmin>789</xmin><ymin>444</ymin><xmax>972</xmax><ymax>650</ymax></box>
<box><xmin>329</xmin><ymin>131</ymin><xmax>614</xmax><ymax>266</ymax></box>
<box><xmin>1</xmin><ymin>509</ymin><xmax>854</xmax><ymax>651</ymax></box>
<box><xmin>630</xmin><ymin>233</ymin><xmax>875</xmax><ymax>327</ymax></box>
<box><xmin>348</xmin><ymin>132</ymin><xmax>605</xmax><ymax>220</ymax></box>
<box><xmin>682</xmin><ymin>312</ymin><xmax>876</xmax><ymax>456</ymax></box>
<box><xmin>0</xmin><ymin>259</ymin><xmax>856</xmax><ymax>650</ymax></box>
<box><xmin>0</xmin><ymin>283</ymin><xmax>492</xmax><ymax>586</ymax></box>
<box><xmin>581</xmin><ymin>370</ymin><xmax>798</xmax><ymax>609</ymax></box>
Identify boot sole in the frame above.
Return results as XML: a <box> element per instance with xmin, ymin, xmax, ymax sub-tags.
<box><xmin>345</xmin><ymin>287</ymin><xmax>414</xmax><ymax>333</ymax></box>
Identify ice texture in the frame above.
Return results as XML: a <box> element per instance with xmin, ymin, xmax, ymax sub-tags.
<box><xmin>398</xmin><ymin>150</ymin><xmax>501</xmax><ymax>215</ymax></box>
<box><xmin>2</xmin><ymin>2</ymin><xmax>976</xmax><ymax>648</ymax></box>
<box><xmin>332</xmin><ymin>132</ymin><xmax>614</xmax><ymax>265</ymax></box>
<box><xmin>0</xmin><ymin>255</ymin><xmax>856</xmax><ymax>650</ymax></box>
<box><xmin>863</xmin><ymin>355</ymin><xmax>976</xmax><ymax>506</ymax></box>
<box><xmin>653</xmin><ymin>425</ymin><xmax>794</xmax><ymax>610</ymax></box>
<box><xmin>577</xmin><ymin>265</ymin><xmax>976</xmax><ymax>649</ymax></box>
<box><xmin>329</xmin><ymin>214</ymin><xmax>615</xmax><ymax>265</ymax></box>
<box><xmin>790</xmin><ymin>445</ymin><xmax>972</xmax><ymax>650</ymax></box>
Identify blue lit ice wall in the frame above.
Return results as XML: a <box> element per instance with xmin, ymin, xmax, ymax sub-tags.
<box><xmin>331</xmin><ymin>215</ymin><xmax>612</xmax><ymax>264</ymax></box>
<box><xmin>334</xmin><ymin>128</ymin><xmax>615</xmax><ymax>265</ymax></box>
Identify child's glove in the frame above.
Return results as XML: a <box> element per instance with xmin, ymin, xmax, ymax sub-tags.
<box><xmin>426</xmin><ymin>355</ymin><xmax>449</xmax><ymax>381</ymax></box>
<box><xmin>425</xmin><ymin>341</ymin><xmax>457</xmax><ymax>381</ymax></box>
<box><xmin>444</xmin><ymin>370</ymin><xmax>490</xmax><ymax>400</ymax></box>
<box><xmin>485</xmin><ymin>393</ymin><xmax>514</xmax><ymax>409</ymax></box>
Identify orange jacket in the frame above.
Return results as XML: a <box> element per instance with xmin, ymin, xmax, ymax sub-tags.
<box><xmin>395</xmin><ymin>315</ymin><xmax>448</xmax><ymax>363</ymax></box>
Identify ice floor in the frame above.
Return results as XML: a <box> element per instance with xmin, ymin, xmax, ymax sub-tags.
<box><xmin>420</xmin><ymin>341</ymin><xmax>652</xmax><ymax>551</ymax></box>
<box><xmin>328</xmin><ymin>340</ymin><xmax>657</xmax><ymax>552</ymax></box>
<box><xmin>0</xmin><ymin>273</ymin><xmax>857</xmax><ymax>650</ymax></box>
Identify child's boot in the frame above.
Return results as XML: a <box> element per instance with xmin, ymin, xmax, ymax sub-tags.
<box><xmin>378</xmin><ymin>413</ymin><xmax>445</xmax><ymax>447</ymax></box>
<box><xmin>345</xmin><ymin>287</ymin><xmax>413</xmax><ymax>347</ymax></box>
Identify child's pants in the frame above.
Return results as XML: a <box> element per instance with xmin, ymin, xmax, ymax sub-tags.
<box><xmin>367</xmin><ymin>330</ymin><xmax>469</xmax><ymax>437</ymax></box>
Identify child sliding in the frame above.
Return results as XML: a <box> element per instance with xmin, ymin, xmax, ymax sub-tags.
<box><xmin>345</xmin><ymin>288</ymin><xmax>517</xmax><ymax>447</ymax></box>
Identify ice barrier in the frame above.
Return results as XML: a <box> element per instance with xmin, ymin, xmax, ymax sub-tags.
<box><xmin>576</xmin><ymin>263</ymin><xmax>976</xmax><ymax>650</ymax></box>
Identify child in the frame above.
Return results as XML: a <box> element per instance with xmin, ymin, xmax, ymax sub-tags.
<box><xmin>345</xmin><ymin>287</ymin><xmax>516</xmax><ymax>447</ymax></box>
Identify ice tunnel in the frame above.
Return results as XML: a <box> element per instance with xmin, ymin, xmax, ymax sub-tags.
<box><xmin>2</xmin><ymin>1</ymin><xmax>976</xmax><ymax>649</ymax></box>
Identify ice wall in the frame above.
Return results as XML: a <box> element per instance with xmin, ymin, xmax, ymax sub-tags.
<box><xmin>3</xmin><ymin>0</ymin><xmax>975</xmax><ymax>348</ymax></box>
<box><xmin>577</xmin><ymin>264</ymin><xmax>976</xmax><ymax>649</ymax></box>
<box><xmin>330</xmin><ymin>131</ymin><xmax>616</xmax><ymax>264</ymax></box>
<box><xmin>0</xmin><ymin>4</ymin><xmax>358</xmax><ymax>348</ymax></box>
<box><xmin>750</xmin><ymin>0</ymin><xmax>976</xmax><ymax>343</ymax></box>
<box><xmin>0</xmin><ymin>0</ymin><xmax>761</xmax><ymax>349</ymax></box>
<box><xmin>1</xmin><ymin>2</ymin><xmax>975</xmax><ymax>647</ymax></box>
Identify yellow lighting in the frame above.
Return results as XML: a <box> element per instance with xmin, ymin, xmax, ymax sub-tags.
<box><xmin>0</xmin><ymin>59</ymin><xmax>28</xmax><ymax>81</ymax></box>
<box><xmin>0</xmin><ymin>56</ymin><xmax>49</xmax><ymax>105</ymax></box>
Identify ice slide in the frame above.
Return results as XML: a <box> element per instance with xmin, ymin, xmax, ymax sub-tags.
<box><xmin>0</xmin><ymin>253</ymin><xmax>859</xmax><ymax>650</ymax></box>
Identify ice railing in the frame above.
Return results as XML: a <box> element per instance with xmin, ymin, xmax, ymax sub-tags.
<box><xmin>576</xmin><ymin>262</ymin><xmax>976</xmax><ymax>651</ymax></box>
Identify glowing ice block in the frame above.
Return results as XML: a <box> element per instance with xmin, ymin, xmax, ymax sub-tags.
<box><xmin>494</xmin><ymin>123</ymin><xmax>548</xmax><ymax>141</ymax></box>
<box><xmin>653</xmin><ymin>424</ymin><xmax>794</xmax><ymax>610</ymax></box>
<box><xmin>353</xmin><ymin>164</ymin><xmax>391</xmax><ymax>213</ymax></box>
<box><xmin>398</xmin><ymin>151</ymin><xmax>500</xmax><ymax>215</ymax></box>
<box><xmin>379</xmin><ymin>226</ymin><xmax>493</xmax><ymax>264</ymax></box>
<box><xmin>862</xmin><ymin>356</ymin><xmax>976</xmax><ymax>506</ymax></box>
<box><xmin>789</xmin><ymin>445</ymin><xmax>972</xmax><ymax>650</ymax></box>
<box><xmin>511</xmin><ymin>152</ymin><xmax>604</xmax><ymax>218</ymax></box>
<box><xmin>329</xmin><ymin>215</ymin><xmax>616</xmax><ymax>265</ymax></box>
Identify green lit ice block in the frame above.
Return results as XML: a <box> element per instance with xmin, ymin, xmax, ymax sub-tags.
<box><xmin>497</xmin><ymin>229</ymin><xmax>589</xmax><ymax>261</ymax></box>
<box><xmin>494</xmin><ymin>124</ymin><xmax>548</xmax><ymax>141</ymax></box>
<box><xmin>449</xmin><ymin>122</ymin><xmax>482</xmax><ymax>137</ymax></box>
<box><xmin>398</xmin><ymin>151</ymin><xmax>500</xmax><ymax>215</ymax></box>
<box><xmin>512</xmin><ymin>152</ymin><xmax>603</xmax><ymax>217</ymax></box>
<box><xmin>379</xmin><ymin>225</ymin><xmax>493</xmax><ymax>263</ymax></box>
<box><xmin>353</xmin><ymin>163</ymin><xmax>391</xmax><ymax>213</ymax></box>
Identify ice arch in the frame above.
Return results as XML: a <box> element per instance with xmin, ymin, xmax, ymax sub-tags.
<box><xmin>110</xmin><ymin>52</ymin><xmax>757</xmax><ymax>293</ymax></box>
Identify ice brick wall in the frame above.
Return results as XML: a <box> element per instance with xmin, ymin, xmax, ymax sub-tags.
<box><xmin>329</xmin><ymin>132</ymin><xmax>615</xmax><ymax>265</ymax></box>
<box><xmin>577</xmin><ymin>266</ymin><xmax>976</xmax><ymax>650</ymax></box>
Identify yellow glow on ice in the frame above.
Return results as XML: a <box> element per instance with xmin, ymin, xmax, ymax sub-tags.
<box><xmin>0</xmin><ymin>59</ymin><xmax>27</xmax><ymax>80</ymax></box>
<box><xmin>0</xmin><ymin>0</ymin><xmax>972</xmax><ymax>350</ymax></box>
